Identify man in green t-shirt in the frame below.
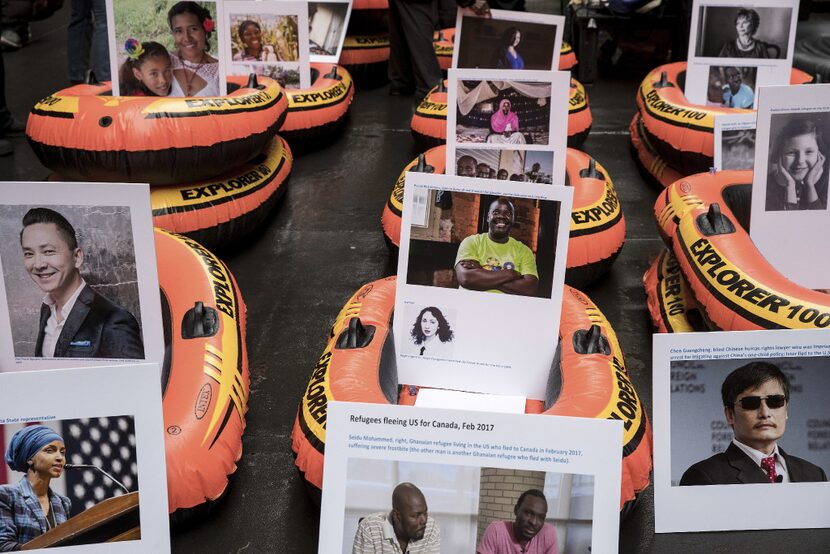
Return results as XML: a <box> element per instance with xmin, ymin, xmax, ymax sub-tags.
<box><xmin>454</xmin><ymin>197</ymin><xmax>539</xmax><ymax>296</ymax></box>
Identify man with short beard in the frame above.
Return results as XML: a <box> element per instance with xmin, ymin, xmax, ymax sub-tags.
<box><xmin>477</xmin><ymin>489</ymin><xmax>558</xmax><ymax>554</ymax></box>
<box><xmin>454</xmin><ymin>197</ymin><xmax>538</xmax><ymax>296</ymax></box>
<box><xmin>352</xmin><ymin>482</ymin><xmax>440</xmax><ymax>553</ymax></box>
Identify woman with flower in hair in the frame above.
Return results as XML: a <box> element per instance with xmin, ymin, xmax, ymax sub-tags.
<box><xmin>167</xmin><ymin>1</ymin><xmax>220</xmax><ymax>97</ymax></box>
<box><xmin>118</xmin><ymin>40</ymin><xmax>173</xmax><ymax>96</ymax></box>
<box><xmin>0</xmin><ymin>426</ymin><xmax>71</xmax><ymax>551</ymax></box>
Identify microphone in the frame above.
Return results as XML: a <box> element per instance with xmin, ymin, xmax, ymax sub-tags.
<box><xmin>64</xmin><ymin>463</ymin><xmax>131</xmax><ymax>494</ymax></box>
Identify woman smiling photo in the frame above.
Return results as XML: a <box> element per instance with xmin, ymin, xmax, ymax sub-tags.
<box><xmin>410</xmin><ymin>307</ymin><xmax>454</xmax><ymax>357</ymax></box>
<box><xmin>167</xmin><ymin>1</ymin><xmax>220</xmax><ymax>97</ymax></box>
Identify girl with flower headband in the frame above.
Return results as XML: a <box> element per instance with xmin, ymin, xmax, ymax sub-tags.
<box><xmin>167</xmin><ymin>1</ymin><xmax>220</xmax><ymax>97</ymax></box>
<box><xmin>118</xmin><ymin>40</ymin><xmax>173</xmax><ymax>97</ymax></box>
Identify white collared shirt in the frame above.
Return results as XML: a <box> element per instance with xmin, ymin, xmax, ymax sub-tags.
<box><xmin>41</xmin><ymin>280</ymin><xmax>86</xmax><ymax>357</ymax></box>
<box><xmin>732</xmin><ymin>439</ymin><xmax>790</xmax><ymax>483</ymax></box>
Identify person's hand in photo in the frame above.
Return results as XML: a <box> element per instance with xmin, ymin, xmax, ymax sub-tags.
<box><xmin>774</xmin><ymin>153</ymin><xmax>799</xmax><ymax>205</ymax></box>
<box><xmin>805</xmin><ymin>151</ymin><xmax>826</xmax><ymax>188</ymax></box>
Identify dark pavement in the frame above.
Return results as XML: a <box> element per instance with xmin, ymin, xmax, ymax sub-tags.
<box><xmin>3</xmin><ymin>6</ymin><xmax>830</xmax><ymax>554</ymax></box>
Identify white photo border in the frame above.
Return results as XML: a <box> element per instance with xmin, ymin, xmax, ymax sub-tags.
<box><xmin>0</xmin><ymin>182</ymin><xmax>163</xmax><ymax>373</ymax></box>
<box><xmin>653</xmin><ymin>330</ymin><xmax>830</xmax><ymax>533</ymax></box>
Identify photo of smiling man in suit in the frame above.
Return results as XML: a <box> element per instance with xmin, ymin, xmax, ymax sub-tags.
<box><xmin>19</xmin><ymin>207</ymin><xmax>144</xmax><ymax>360</ymax></box>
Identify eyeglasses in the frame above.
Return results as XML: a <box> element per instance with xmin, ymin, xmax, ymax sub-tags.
<box><xmin>733</xmin><ymin>395</ymin><xmax>787</xmax><ymax>410</ymax></box>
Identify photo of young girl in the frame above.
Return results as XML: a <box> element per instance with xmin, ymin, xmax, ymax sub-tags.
<box><xmin>118</xmin><ymin>39</ymin><xmax>173</xmax><ymax>96</ymax></box>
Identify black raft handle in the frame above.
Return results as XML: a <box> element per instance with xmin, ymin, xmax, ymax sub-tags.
<box><xmin>578</xmin><ymin>158</ymin><xmax>606</xmax><ymax>181</ymax></box>
<box><xmin>413</xmin><ymin>153</ymin><xmax>435</xmax><ymax>174</ymax></box>
<box><xmin>324</xmin><ymin>66</ymin><xmax>342</xmax><ymax>81</ymax></box>
<box><xmin>336</xmin><ymin>317</ymin><xmax>376</xmax><ymax>350</ymax></box>
<box><xmin>573</xmin><ymin>324</ymin><xmax>611</xmax><ymax>356</ymax></box>
<box><xmin>434</xmin><ymin>31</ymin><xmax>444</xmax><ymax>42</ymax></box>
<box><xmin>653</xmin><ymin>71</ymin><xmax>673</xmax><ymax>89</ymax></box>
<box><xmin>182</xmin><ymin>301</ymin><xmax>219</xmax><ymax>339</ymax></box>
<box><xmin>436</xmin><ymin>80</ymin><xmax>447</xmax><ymax>93</ymax></box>
<box><xmin>245</xmin><ymin>73</ymin><xmax>265</xmax><ymax>90</ymax></box>
<box><xmin>696</xmin><ymin>202</ymin><xmax>736</xmax><ymax>237</ymax></box>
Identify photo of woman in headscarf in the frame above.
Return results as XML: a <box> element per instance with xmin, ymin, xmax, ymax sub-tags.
<box><xmin>766</xmin><ymin>117</ymin><xmax>829</xmax><ymax>211</ymax></box>
<box><xmin>490</xmin><ymin>27</ymin><xmax>524</xmax><ymax>70</ymax></box>
<box><xmin>410</xmin><ymin>306</ymin><xmax>454</xmax><ymax>357</ymax></box>
<box><xmin>718</xmin><ymin>8</ymin><xmax>780</xmax><ymax>59</ymax></box>
<box><xmin>232</xmin><ymin>20</ymin><xmax>277</xmax><ymax>62</ymax></box>
<box><xmin>167</xmin><ymin>1</ymin><xmax>220</xmax><ymax>97</ymax></box>
<box><xmin>0</xmin><ymin>426</ymin><xmax>71</xmax><ymax>551</ymax></box>
<box><xmin>487</xmin><ymin>99</ymin><xmax>526</xmax><ymax>144</ymax></box>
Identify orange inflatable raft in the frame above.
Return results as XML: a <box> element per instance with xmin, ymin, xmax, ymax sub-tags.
<box><xmin>381</xmin><ymin>145</ymin><xmax>625</xmax><ymax>288</ymax></box>
<box><xmin>634</xmin><ymin>62</ymin><xmax>812</xmax><ymax>176</ymax></box>
<box><xmin>629</xmin><ymin>113</ymin><xmax>683</xmax><ymax>189</ymax></box>
<box><xmin>27</xmin><ymin>75</ymin><xmax>287</xmax><ymax>186</ymax></box>
<box><xmin>281</xmin><ymin>63</ymin><xmax>355</xmax><ymax>147</ymax></box>
<box><xmin>653</xmin><ymin>170</ymin><xmax>830</xmax><ymax>331</ymax></box>
<box><xmin>291</xmin><ymin>277</ymin><xmax>653</xmax><ymax>515</ymax></box>
<box><xmin>155</xmin><ymin>229</ymin><xmax>249</xmax><ymax>524</ymax></box>
<box><xmin>643</xmin><ymin>248</ymin><xmax>705</xmax><ymax>333</ymax></box>
<box><xmin>411</xmin><ymin>78</ymin><xmax>592</xmax><ymax>150</ymax></box>
<box><xmin>340</xmin><ymin>34</ymin><xmax>390</xmax><ymax>86</ymax></box>
<box><xmin>151</xmin><ymin>136</ymin><xmax>292</xmax><ymax>251</ymax></box>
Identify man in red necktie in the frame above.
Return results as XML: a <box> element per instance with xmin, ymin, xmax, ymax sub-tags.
<box><xmin>680</xmin><ymin>362</ymin><xmax>827</xmax><ymax>486</ymax></box>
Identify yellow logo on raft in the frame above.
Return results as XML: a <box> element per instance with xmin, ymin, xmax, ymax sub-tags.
<box><xmin>681</xmin><ymin>225</ymin><xmax>830</xmax><ymax>329</ymax></box>
<box><xmin>569</xmin><ymin>89</ymin><xmax>585</xmax><ymax>109</ymax></box>
<box><xmin>433</xmin><ymin>45</ymin><xmax>453</xmax><ymax>56</ymax></box>
<box><xmin>642</xmin><ymin>86</ymin><xmax>717</xmax><ymax>128</ymax></box>
<box><xmin>659</xmin><ymin>251</ymin><xmax>688</xmax><ymax>318</ymax></box>
<box><xmin>346</xmin><ymin>36</ymin><xmax>390</xmax><ymax>47</ymax></box>
<box><xmin>570</xmin><ymin>180</ymin><xmax>620</xmax><ymax>229</ymax></box>
<box><xmin>417</xmin><ymin>100</ymin><xmax>446</xmax><ymax>116</ymax></box>
<box><xmin>289</xmin><ymin>78</ymin><xmax>351</xmax><ymax>107</ymax></box>
<box><xmin>144</xmin><ymin>89</ymin><xmax>277</xmax><ymax>115</ymax></box>
<box><xmin>33</xmin><ymin>94</ymin><xmax>79</xmax><ymax>115</ymax></box>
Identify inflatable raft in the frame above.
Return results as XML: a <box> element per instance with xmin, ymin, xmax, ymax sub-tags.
<box><xmin>652</xmin><ymin>170</ymin><xmax>830</xmax><ymax>331</ymax></box>
<box><xmin>27</xmin><ymin>75</ymin><xmax>287</xmax><ymax>186</ymax></box>
<box><xmin>151</xmin><ymin>136</ymin><xmax>292</xmax><ymax>251</ymax></box>
<box><xmin>291</xmin><ymin>277</ymin><xmax>653</xmax><ymax>515</ymax></box>
<box><xmin>281</xmin><ymin>63</ymin><xmax>355</xmax><ymax>147</ymax></box>
<box><xmin>155</xmin><ymin>229</ymin><xmax>250</xmax><ymax>525</ymax></box>
<box><xmin>381</xmin><ymin>145</ymin><xmax>625</xmax><ymax>288</ymax></box>
<box><xmin>634</xmin><ymin>62</ymin><xmax>812</xmax><ymax>176</ymax></box>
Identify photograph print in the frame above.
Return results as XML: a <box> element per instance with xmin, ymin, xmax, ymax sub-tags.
<box><xmin>344</xmin><ymin>458</ymin><xmax>594</xmax><ymax>554</ymax></box>
<box><xmin>403</xmin><ymin>303</ymin><xmax>457</xmax><ymax>359</ymax></box>
<box><xmin>720</xmin><ymin>127</ymin><xmax>756</xmax><ymax>170</ymax></box>
<box><xmin>454</xmin><ymin>9</ymin><xmax>563</xmax><ymax>71</ymax></box>
<box><xmin>406</xmin><ymin>191</ymin><xmax>561</xmax><ymax>300</ymax></box>
<box><xmin>455</xmin><ymin>148</ymin><xmax>554</xmax><ymax>183</ymax></box>
<box><xmin>224</xmin><ymin>1</ymin><xmax>310</xmax><ymax>90</ymax></box>
<box><xmin>693</xmin><ymin>3</ymin><xmax>794</xmax><ymax>60</ymax></box>
<box><xmin>0</xmin><ymin>416</ymin><xmax>140</xmax><ymax>550</ymax></box>
<box><xmin>764</xmin><ymin>112</ymin><xmax>829</xmax><ymax>212</ymax></box>
<box><xmin>108</xmin><ymin>0</ymin><xmax>228</xmax><ymax>97</ymax></box>
<box><xmin>706</xmin><ymin>65</ymin><xmax>757</xmax><ymax>108</ymax></box>
<box><xmin>308</xmin><ymin>1</ymin><xmax>351</xmax><ymax>62</ymax></box>
<box><xmin>669</xmin><ymin>356</ymin><xmax>829</xmax><ymax>488</ymax></box>
<box><xmin>454</xmin><ymin>78</ymin><xmax>552</xmax><ymax>147</ymax></box>
<box><xmin>0</xmin><ymin>204</ymin><xmax>144</xmax><ymax>361</ymax></box>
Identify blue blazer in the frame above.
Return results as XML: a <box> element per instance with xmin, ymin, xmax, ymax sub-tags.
<box><xmin>35</xmin><ymin>284</ymin><xmax>144</xmax><ymax>359</ymax></box>
<box><xmin>0</xmin><ymin>477</ymin><xmax>72</xmax><ymax>551</ymax></box>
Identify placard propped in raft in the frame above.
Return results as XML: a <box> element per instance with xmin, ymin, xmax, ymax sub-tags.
<box><xmin>0</xmin><ymin>182</ymin><xmax>163</xmax><ymax>373</ymax></box>
<box><xmin>445</xmin><ymin>68</ymin><xmax>570</xmax><ymax>186</ymax></box>
<box><xmin>714</xmin><ymin>112</ymin><xmax>756</xmax><ymax>171</ymax></box>
<box><xmin>222</xmin><ymin>0</ymin><xmax>310</xmax><ymax>90</ymax></box>
<box><xmin>107</xmin><ymin>0</ymin><xmax>230</xmax><ymax>97</ymax></box>
<box><xmin>750</xmin><ymin>83</ymin><xmax>830</xmax><ymax>290</ymax></box>
<box><xmin>319</xmin><ymin>401</ymin><xmax>622</xmax><ymax>553</ymax></box>
<box><xmin>683</xmin><ymin>0</ymin><xmax>799</xmax><ymax>107</ymax></box>
<box><xmin>395</xmin><ymin>172</ymin><xmax>573</xmax><ymax>400</ymax></box>
<box><xmin>452</xmin><ymin>8</ymin><xmax>564</xmax><ymax>72</ymax></box>
<box><xmin>653</xmin><ymin>330</ymin><xmax>830</xmax><ymax>533</ymax></box>
<box><xmin>0</xmin><ymin>363</ymin><xmax>169</xmax><ymax>552</ymax></box>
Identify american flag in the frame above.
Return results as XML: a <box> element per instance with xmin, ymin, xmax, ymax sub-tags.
<box><xmin>1</xmin><ymin>416</ymin><xmax>138</xmax><ymax>517</ymax></box>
